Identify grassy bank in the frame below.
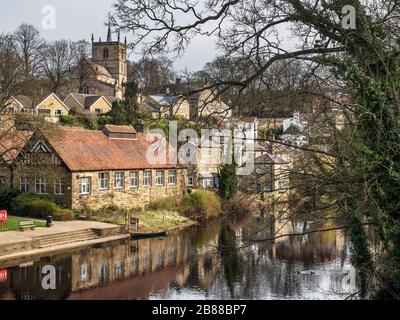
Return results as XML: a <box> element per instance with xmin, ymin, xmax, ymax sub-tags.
<box><xmin>0</xmin><ymin>216</ymin><xmax>46</xmax><ymax>232</ymax></box>
<box><xmin>84</xmin><ymin>208</ymin><xmax>196</xmax><ymax>232</ymax></box>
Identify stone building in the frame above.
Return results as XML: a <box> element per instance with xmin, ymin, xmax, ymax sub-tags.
<box><xmin>189</xmin><ymin>89</ymin><xmax>232</xmax><ymax>120</ymax></box>
<box><xmin>139</xmin><ymin>94</ymin><xmax>190</xmax><ymax>119</ymax></box>
<box><xmin>72</xmin><ymin>24</ymin><xmax>128</xmax><ymax>100</ymax></box>
<box><xmin>2</xmin><ymin>125</ymin><xmax>187</xmax><ymax>210</ymax></box>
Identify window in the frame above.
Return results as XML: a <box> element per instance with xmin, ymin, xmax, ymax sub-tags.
<box><xmin>98</xmin><ymin>172</ymin><xmax>109</xmax><ymax>190</ymax></box>
<box><xmin>156</xmin><ymin>170</ymin><xmax>164</xmax><ymax>186</ymax></box>
<box><xmin>83</xmin><ymin>87</ymin><xmax>90</xmax><ymax>94</ymax></box>
<box><xmin>95</xmin><ymin>108</ymin><xmax>103</xmax><ymax>114</ymax></box>
<box><xmin>0</xmin><ymin>176</ymin><xmax>5</xmax><ymax>185</ymax></box>
<box><xmin>129</xmin><ymin>171</ymin><xmax>139</xmax><ymax>188</ymax></box>
<box><xmin>19</xmin><ymin>177</ymin><xmax>29</xmax><ymax>192</ymax></box>
<box><xmin>103</xmin><ymin>48</ymin><xmax>109</xmax><ymax>59</ymax></box>
<box><xmin>187</xmin><ymin>176</ymin><xmax>194</xmax><ymax>187</ymax></box>
<box><xmin>79</xmin><ymin>177</ymin><xmax>91</xmax><ymax>195</ymax></box>
<box><xmin>114</xmin><ymin>172</ymin><xmax>125</xmax><ymax>189</ymax></box>
<box><xmin>143</xmin><ymin>170</ymin><xmax>152</xmax><ymax>187</ymax></box>
<box><xmin>38</xmin><ymin>109</ymin><xmax>51</xmax><ymax>115</ymax></box>
<box><xmin>54</xmin><ymin>179</ymin><xmax>65</xmax><ymax>195</ymax></box>
<box><xmin>35</xmin><ymin>177</ymin><xmax>48</xmax><ymax>194</ymax></box>
<box><xmin>55</xmin><ymin>109</ymin><xmax>63</xmax><ymax>116</ymax></box>
<box><xmin>168</xmin><ymin>170</ymin><xmax>177</xmax><ymax>185</ymax></box>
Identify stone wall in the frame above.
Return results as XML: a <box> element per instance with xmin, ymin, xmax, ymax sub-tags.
<box><xmin>0</xmin><ymin>165</ymin><xmax>12</xmax><ymax>191</ymax></box>
<box><xmin>70</xmin><ymin>168</ymin><xmax>187</xmax><ymax>210</ymax></box>
<box><xmin>12</xmin><ymin>162</ymin><xmax>73</xmax><ymax>208</ymax></box>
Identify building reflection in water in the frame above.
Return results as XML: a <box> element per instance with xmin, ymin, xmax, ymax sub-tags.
<box><xmin>0</xmin><ymin>213</ymin><xmax>358</xmax><ymax>300</ymax></box>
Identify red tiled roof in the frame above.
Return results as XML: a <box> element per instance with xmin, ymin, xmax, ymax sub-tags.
<box><xmin>0</xmin><ymin>131</ymin><xmax>33</xmax><ymax>163</ymax></box>
<box><xmin>45</xmin><ymin>127</ymin><xmax>180</xmax><ymax>171</ymax></box>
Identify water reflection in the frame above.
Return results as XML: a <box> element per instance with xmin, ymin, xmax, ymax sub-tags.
<box><xmin>0</xmin><ymin>215</ymin><xmax>359</xmax><ymax>300</ymax></box>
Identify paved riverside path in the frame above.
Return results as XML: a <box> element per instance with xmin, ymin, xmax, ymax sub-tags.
<box><xmin>0</xmin><ymin>219</ymin><xmax>122</xmax><ymax>246</ymax></box>
<box><xmin>0</xmin><ymin>219</ymin><xmax>129</xmax><ymax>266</ymax></box>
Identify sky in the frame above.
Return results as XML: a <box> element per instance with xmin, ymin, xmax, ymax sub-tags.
<box><xmin>0</xmin><ymin>0</ymin><xmax>218</xmax><ymax>71</ymax></box>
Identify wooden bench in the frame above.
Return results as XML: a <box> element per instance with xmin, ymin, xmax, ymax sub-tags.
<box><xmin>19</xmin><ymin>220</ymin><xmax>36</xmax><ymax>231</ymax></box>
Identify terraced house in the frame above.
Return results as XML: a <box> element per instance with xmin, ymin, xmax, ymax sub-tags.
<box><xmin>1</xmin><ymin>125</ymin><xmax>187</xmax><ymax>210</ymax></box>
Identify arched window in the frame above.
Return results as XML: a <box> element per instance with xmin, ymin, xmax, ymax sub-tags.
<box><xmin>103</xmin><ymin>48</ymin><xmax>109</xmax><ymax>59</ymax></box>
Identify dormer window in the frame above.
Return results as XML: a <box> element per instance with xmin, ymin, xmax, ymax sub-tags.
<box><xmin>103</xmin><ymin>48</ymin><xmax>109</xmax><ymax>59</ymax></box>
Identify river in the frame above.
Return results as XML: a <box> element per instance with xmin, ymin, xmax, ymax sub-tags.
<box><xmin>0</xmin><ymin>214</ymin><xmax>359</xmax><ymax>300</ymax></box>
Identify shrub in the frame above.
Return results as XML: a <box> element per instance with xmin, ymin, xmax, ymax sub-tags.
<box><xmin>53</xmin><ymin>209</ymin><xmax>75</xmax><ymax>221</ymax></box>
<box><xmin>179</xmin><ymin>190</ymin><xmax>221</xmax><ymax>220</ymax></box>
<box><xmin>59</xmin><ymin>115</ymin><xmax>76</xmax><ymax>125</ymax></box>
<box><xmin>11</xmin><ymin>193</ymin><xmax>58</xmax><ymax>218</ymax></box>
<box><xmin>0</xmin><ymin>189</ymin><xmax>22</xmax><ymax>210</ymax></box>
<box><xmin>147</xmin><ymin>197</ymin><xmax>177</xmax><ymax>211</ymax></box>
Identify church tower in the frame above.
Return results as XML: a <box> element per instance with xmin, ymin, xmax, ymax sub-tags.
<box><xmin>91</xmin><ymin>22</ymin><xmax>128</xmax><ymax>99</ymax></box>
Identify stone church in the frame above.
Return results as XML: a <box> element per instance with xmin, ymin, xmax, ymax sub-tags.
<box><xmin>73</xmin><ymin>24</ymin><xmax>128</xmax><ymax>100</ymax></box>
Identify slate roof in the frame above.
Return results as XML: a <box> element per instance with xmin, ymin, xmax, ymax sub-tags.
<box><xmin>13</xmin><ymin>95</ymin><xmax>34</xmax><ymax>110</ymax></box>
<box><xmin>65</xmin><ymin>93</ymin><xmax>113</xmax><ymax>110</ymax></box>
<box><xmin>254</xmin><ymin>153</ymin><xmax>287</xmax><ymax>165</ymax></box>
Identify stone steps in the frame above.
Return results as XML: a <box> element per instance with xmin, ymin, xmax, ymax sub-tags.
<box><xmin>36</xmin><ymin>229</ymin><xmax>99</xmax><ymax>248</ymax></box>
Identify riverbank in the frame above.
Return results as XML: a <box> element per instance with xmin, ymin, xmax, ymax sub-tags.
<box><xmin>85</xmin><ymin>209</ymin><xmax>197</xmax><ymax>232</ymax></box>
<box><xmin>0</xmin><ymin>220</ymin><xmax>127</xmax><ymax>265</ymax></box>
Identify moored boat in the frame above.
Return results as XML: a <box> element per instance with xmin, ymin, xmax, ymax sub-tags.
<box><xmin>129</xmin><ymin>231</ymin><xmax>167</xmax><ymax>240</ymax></box>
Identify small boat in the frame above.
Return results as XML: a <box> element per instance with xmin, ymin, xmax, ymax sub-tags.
<box><xmin>129</xmin><ymin>231</ymin><xmax>167</xmax><ymax>240</ymax></box>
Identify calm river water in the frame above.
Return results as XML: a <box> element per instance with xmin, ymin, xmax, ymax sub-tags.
<box><xmin>0</xmin><ymin>214</ymin><xmax>359</xmax><ymax>300</ymax></box>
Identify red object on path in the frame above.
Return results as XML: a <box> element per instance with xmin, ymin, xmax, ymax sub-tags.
<box><xmin>0</xmin><ymin>270</ymin><xmax>7</xmax><ymax>282</ymax></box>
<box><xmin>0</xmin><ymin>210</ymin><xmax>7</xmax><ymax>222</ymax></box>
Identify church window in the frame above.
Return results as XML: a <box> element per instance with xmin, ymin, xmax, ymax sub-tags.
<box><xmin>103</xmin><ymin>48</ymin><xmax>109</xmax><ymax>59</ymax></box>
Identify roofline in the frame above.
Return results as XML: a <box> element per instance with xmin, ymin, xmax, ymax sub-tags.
<box><xmin>10</xmin><ymin>96</ymin><xmax>24</xmax><ymax>109</ymax></box>
<box><xmin>90</xmin><ymin>96</ymin><xmax>112</xmax><ymax>108</ymax></box>
<box><xmin>64</xmin><ymin>93</ymin><xmax>85</xmax><ymax>109</ymax></box>
<box><xmin>36</xmin><ymin>93</ymin><xmax>70</xmax><ymax>111</ymax></box>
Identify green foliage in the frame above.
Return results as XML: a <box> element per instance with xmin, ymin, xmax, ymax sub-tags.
<box><xmin>0</xmin><ymin>189</ymin><xmax>22</xmax><ymax>210</ymax></box>
<box><xmin>179</xmin><ymin>190</ymin><xmax>221</xmax><ymax>220</ymax></box>
<box><xmin>218</xmin><ymin>163</ymin><xmax>237</xmax><ymax>200</ymax></box>
<box><xmin>10</xmin><ymin>193</ymin><xmax>69</xmax><ymax>220</ymax></box>
<box><xmin>59</xmin><ymin>115</ymin><xmax>76</xmax><ymax>125</ymax></box>
<box><xmin>53</xmin><ymin>208</ymin><xmax>75</xmax><ymax>221</ymax></box>
<box><xmin>147</xmin><ymin>197</ymin><xmax>178</xmax><ymax>211</ymax></box>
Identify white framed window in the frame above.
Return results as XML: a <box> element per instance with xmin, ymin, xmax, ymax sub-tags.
<box><xmin>168</xmin><ymin>170</ymin><xmax>177</xmax><ymax>185</ymax></box>
<box><xmin>54</xmin><ymin>179</ymin><xmax>65</xmax><ymax>195</ymax></box>
<box><xmin>95</xmin><ymin>108</ymin><xmax>103</xmax><ymax>114</ymax></box>
<box><xmin>129</xmin><ymin>171</ymin><xmax>139</xmax><ymax>188</ymax></box>
<box><xmin>114</xmin><ymin>172</ymin><xmax>125</xmax><ymax>189</ymax></box>
<box><xmin>156</xmin><ymin>170</ymin><xmax>164</xmax><ymax>186</ymax></box>
<box><xmin>55</xmin><ymin>109</ymin><xmax>63</xmax><ymax>116</ymax></box>
<box><xmin>143</xmin><ymin>170</ymin><xmax>152</xmax><ymax>187</ymax></box>
<box><xmin>20</xmin><ymin>177</ymin><xmax>29</xmax><ymax>192</ymax></box>
<box><xmin>98</xmin><ymin>172</ymin><xmax>109</xmax><ymax>190</ymax></box>
<box><xmin>79</xmin><ymin>177</ymin><xmax>91</xmax><ymax>195</ymax></box>
<box><xmin>35</xmin><ymin>177</ymin><xmax>48</xmax><ymax>194</ymax></box>
<box><xmin>187</xmin><ymin>176</ymin><xmax>194</xmax><ymax>187</ymax></box>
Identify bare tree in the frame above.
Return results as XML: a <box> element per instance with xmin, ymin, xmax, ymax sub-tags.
<box><xmin>110</xmin><ymin>0</ymin><xmax>400</xmax><ymax>294</ymax></box>
<box><xmin>0</xmin><ymin>33</ymin><xmax>23</xmax><ymax>111</ymax></box>
<box><xmin>37</xmin><ymin>40</ymin><xmax>75</xmax><ymax>94</ymax></box>
<box><xmin>13</xmin><ymin>24</ymin><xmax>43</xmax><ymax>78</ymax></box>
<box><xmin>128</xmin><ymin>57</ymin><xmax>176</xmax><ymax>94</ymax></box>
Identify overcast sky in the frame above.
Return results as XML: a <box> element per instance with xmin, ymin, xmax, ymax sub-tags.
<box><xmin>0</xmin><ymin>0</ymin><xmax>218</xmax><ymax>71</ymax></box>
